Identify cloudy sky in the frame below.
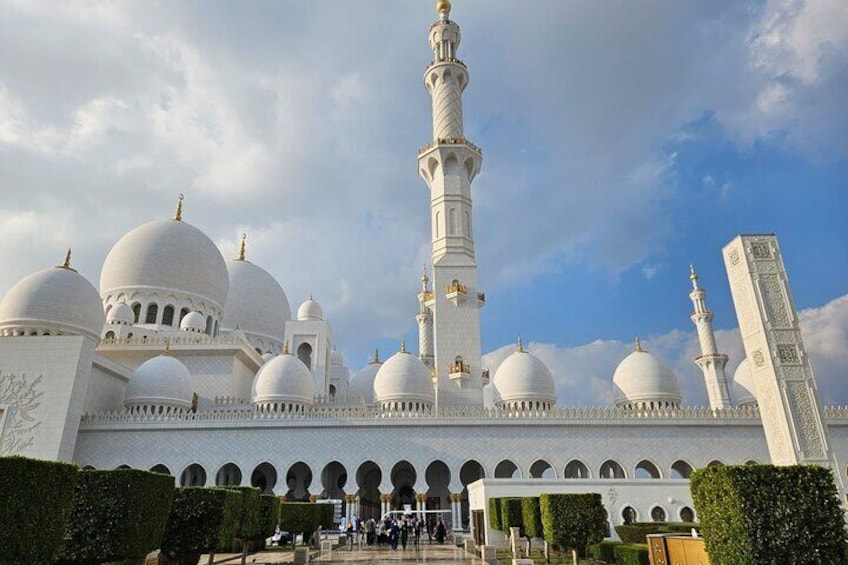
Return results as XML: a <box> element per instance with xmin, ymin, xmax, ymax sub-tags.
<box><xmin>1</xmin><ymin>0</ymin><xmax>846</xmax><ymax>406</ymax></box>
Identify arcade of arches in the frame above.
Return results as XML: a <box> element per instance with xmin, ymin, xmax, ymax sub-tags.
<box><xmin>109</xmin><ymin>457</ymin><xmax>709</xmax><ymax>530</ymax></box>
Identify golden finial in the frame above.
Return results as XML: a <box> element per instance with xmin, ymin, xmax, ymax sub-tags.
<box><xmin>174</xmin><ymin>193</ymin><xmax>184</xmax><ymax>221</ymax></box>
<box><xmin>62</xmin><ymin>248</ymin><xmax>72</xmax><ymax>269</ymax></box>
<box><xmin>399</xmin><ymin>338</ymin><xmax>407</xmax><ymax>353</ymax></box>
<box><xmin>238</xmin><ymin>233</ymin><xmax>246</xmax><ymax>261</ymax></box>
<box><xmin>282</xmin><ymin>340</ymin><xmax>290</xmax><ymax>355</ymax></box>
<box><xmin>689</xmin><ymin>263</ymin><xmax>698</xmax><ymax>281</ymax></box>
<box><xmin>163</xmin><ymin>339</ymin><xmax>171</xmax><ymax>356</ymax></box>
<box><xmin>436</xmin><ymin>0</ymin><xmax>451</xmax><ymax>15</ymax></box>
<box><xmin>421</xmin><ymin>265</ymin><xmax>429</xmax><ymax>283</ymax></box>
<box><xmin>635</xmin><ymin>337</ymin><xmax>643</xmax><ymax>352</ymax></box>
<box><xmin>517</xmin><ymin>335</ymin><xmax>525</xmax><ymax>353</ymax></box>
<box><xmin>372</xmin><ymin>347</ymin><xmax>381</xmax><ymax>363</ymax></box>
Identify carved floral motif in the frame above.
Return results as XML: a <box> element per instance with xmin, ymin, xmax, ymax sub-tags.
<box><xmin>0</xmin><ymin>372</ymin><xmax>43</xmax><ymax>455</ymax></box>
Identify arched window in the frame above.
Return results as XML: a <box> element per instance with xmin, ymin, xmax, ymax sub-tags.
<box><xmin>213</xmin><ymin>320</ymin><xmax>219</xmax><ymax>337</ymax></box>
<box><xmin>132</xmin><ymin>303</ymin><xmax>141</xmax><ymax>323</ymax></box>
<box><xmin>564</xmin><ymin>460</ymin><xmax>590</xmax><ymax>479</ymax></box>
<box><xmin>205</xmin><ymin>315</ymin><xmax>213</xmax><ymax>335</ymax></box>
<box><xmin>651</xmin><ymin>506</ymin><xmax>667</xmax><ymax>522</ymax></box>
<box><xmin>145</xmin><ymin>304</ymin><xmax>158</xmax><ymax>324</ymax></box>
<box><xmin>670</xmin><ymin>460</ymin><xmax>693</xmax><ymax>479</ymax></box>
<box><xmin>162</xmin><ymin>305</ymin><xmax>175</xmax><ymax>326</ymax></box>
<box><xmin>329</xmin><ymin>385</ymin><xmax>336</xmax><ymax>397</ymax></box>
<box><xmin>622</xmin><ymin>506</ymin><xmax>637</xmax><ymax>525</ymax></box>
<box><xmin>464</xmin><ymin>211</ymin><xmax>470</xmax><ymax>236</ymax></box>
<box><xmin>104</xmin><ymin>331</ymin><xmax>115</xmax><ymax>341</ymax></box>
<box><xmin>179</xmin><ymin>308</ymin><xmax>189</xmax><ymax>324</ymax></box>
<box><xmin>297</xmin><ymin>342</ymin><xmax>313</xmax><ymax>371</ymax></box>
<box><xmin>599</xmin><ymin>460</ymin><xmax>625</xmax><ymax>479</ymax></box>
<box><xmin>449</xmin><ymin>208</ymin><xmax>457</xmax><ymax>235</ymax></box>
<box><xmin>635</xmin><ymin>460</ymin><xmax>661</xmax><ymax>479</ymax></box>
<box><xmin>680</xmin><ymin>506</ymin><xmax>695</xmax><ymax>523</ymax></box>
<box><xmin>435</xmin><ymin>211</ymin><xmax>441</xmax><ymax>238</ymax></box>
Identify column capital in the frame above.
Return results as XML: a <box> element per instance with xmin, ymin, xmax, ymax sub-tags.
<box><xmin>416</xmin><ymin>493</ymin><xmax>427</xmax><ymax>502</ymax></box>
<box><xmin>380</xmin><ymin>494</ymin><xmax>393</xmax><ymax>503</ymax></box>
<box><xmin>309</xmin><ymin>495</ymin><xmax>320</xmax><ymax>503</ymax></box>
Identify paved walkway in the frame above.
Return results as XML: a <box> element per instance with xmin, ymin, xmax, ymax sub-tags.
<box><xmin>199</xmin><ymin>544</ymin><xmax>485</xmax><ymax>564</ymax></box>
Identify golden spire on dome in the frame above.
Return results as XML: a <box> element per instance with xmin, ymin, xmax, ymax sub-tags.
<box><xmin>163</xmin><ymin>338</ymin><xmax>171</xmax><ymax>356</ymax></box>
<box><xmin>399</xmin><ymin>338</ymin><xmax>407</xmax><ymax>353</ymax></box>
<box><xmin>689</xmin><ymin>263</ymin><xmax>698</xmax><ymax>281</ymax></box>
<box><xmin>436</xmin><ymin>0</ymin><xmax>451</xmax><ymax>15</ymax></box>
<box><xmin>283</xmin><ymin>340</ymin><xmax>290</xmax><ymax>355</ymax></box>
<box><xmin>372</xmin><ymin>347</ymin><xmax>381</xmax><ymax>363</ymax></box>
<box><xmin>237</xmin><ymin>233</ymin><xmax>247</xmax><ymax>261</ymax></box>
<box><xmin>174</xmin><ymin>193</ymin><xmax>184</xmax><ymax>221</ymax></box>
<box><xmin>421</xmin><ymin>265</ymin><xmax>429</xmax><ymax>283</ymax></box>
<box><xmin>635</xmin><ymin>337</ymin><xmax>643</xmax><ymax>352</ymax></box>
<box><xmin>61</xmin><ymin>248</ymin><xmax>72</xmax><ymax>269</ymax></box>
<box><xmin>517</xmin><ymin>335</ymin><xmax>525</xmax><ymax>353</ymax></box>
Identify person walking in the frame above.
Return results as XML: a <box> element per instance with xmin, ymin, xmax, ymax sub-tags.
<box><xmin>435</xmin><ymin>518</ymin><xmax>446</xmax><ymax>544</ymax></box>
<box><xmin>400</xmin><ymin>518</ymin><xmax>409</xmax><ymax>550</ymax></box>
<box><xmin>389</xmin><ymin>519</ymin><xmax>400</xmax><ymax>550</ymax></box>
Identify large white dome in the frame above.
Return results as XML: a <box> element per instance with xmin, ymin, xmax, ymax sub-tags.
<box><xmin>223</xmin><ymin>258</ymin><xmax>290</xmax><ymax>345</ymax></box>
<box><xmin>373</xmin><ymin>349</ymin><xmax>434</xmax><ymax>407</ymax></box>
<box><xmin>349</xmin><ymin>352</ymin><xmax>383</xmax><ymax>405</ymax></box>
<box><xmin>733</xmin><ymin>358</ymin><xmax>757</xmax><ymax>407</ymax></box>
<box><xmin>252</xmin><ymin>351</ymin><xmax>314</xmax><ymax>407</ymax></box>
<box><xmin>100</xmin><ymin>219</ymin><xmax>229</xmax><ymax>311</ymax></box>
<box><xmin>612</xmin><ymin>345</ymin><xmax>682</xmax><ymax>408</ymax></box>
<box><xmin>492</xmin><ymin>347</ymin><xmax>556</xmax><ymax>409</ymax></box>
<box><xmin>0</xmin><ymin>264</ymin><xmax>104</xmax><ymax>341</ymax></box>
<box><xmin>125</xmin><ymin>354</ymin><xmax>193</xmax><ymax>411</ymax></box>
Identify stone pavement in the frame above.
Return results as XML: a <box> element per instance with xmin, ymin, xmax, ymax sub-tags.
<box><xmin>199</xmin><ymin>543</ymin><xmax>485</xmax><ymax>564</ymax></box>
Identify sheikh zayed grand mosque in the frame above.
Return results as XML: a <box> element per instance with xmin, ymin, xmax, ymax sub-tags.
<box><xmin>0</xmin><ymin>1</ymin><xmax>843</xmax><ymax>545</ymax></box>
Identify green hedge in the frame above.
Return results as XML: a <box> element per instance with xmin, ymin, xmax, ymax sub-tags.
<box><xmin>588</xmin><ymin>540</ymin><xmax>617</xmax><ymax>562</ymax></box>
<box><xmin>279</xmin><ymin>502</ymin><xmax>333</xmax><ymax>543</ymax></box>
<box><xmin>260</xmin><ymin>494</ymin><xmax>280</xmax><ymax>538</ymax></box>
<box><xmin>540</xmin><ymin>493</ymin><xmax>607</xmax><ymax>557</ymax></box>
<box><xmin>160</xmin><ymin>487</ymin><xmax>249</xmax><ymax>562</ymax></box>
<box><xmin>58</xmin><ymin>468</ymin><xmax>174</xmax><ymax>564</ymax></box>
<box><xmin>614</xmin><ymin>522</ymin><xmax>698</xmax><ymax>544</ymax></box>
<box><xmin>521</xmin><ymin>497</ymin><xmax>542</xmax><ymax>539</ymax></box>
<box><xmin>499</xmin><ymin>497</ymin><xmax>524</xmax><ymax>535</ymax></box>
<box><xmin>0</xmin><ymin>456</ymin><xmax>79</xmax><ymax>564</ymax></box>
<box><xmin>614</xmin><ymin>543</ymin><xmax>650</xmax><ymax>565</ymax></box>
<box><xmin>227</xmin><ymin>486</ymin><xmax>262</xmax><ymax>540</ymax></box>
<box><xmin>488</xmin><ymin>497</ymin><xmax>501</xmax><ymax>530</ymax></box>
<box><xmin>690</xmin><ymin>464</ymin><xmax>845</xmax><ymax>565</ymax></box>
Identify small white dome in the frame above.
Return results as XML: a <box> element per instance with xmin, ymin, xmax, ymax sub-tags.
<box><xmin>180</xmin><ymin>311</ymin><xmax>206</xmax><ymax>332</ymax></box>
<box><xmin>125</xmin><ymin>354</ymin><xmax>193</xmax><ymax>410</ymax></box>
<box><xmin>373</xmin><ymin>350</ymin><xmax>434</xmax><ymax>406</ymax></box>
<box><xmin>297</xmin><ymin>298</ymin><xmax>323</xmax><ymax>321</ymax></box>
<box><xmin>223</xmin><ymin>259</ymin><xmax>290</xmax><ymax>343</ymax></box>
<box><xmin>733</xmin><ymin>358</ymin><xmax>757</xmax><ymax>407</ymax></box>
<box><xmin>252</xmin><ymin>352</ymin><xmax>315</xmax><ymax>406</ymax></box>
<box><xmin>612</xmin><ymin>346</ymin><xmax>682</xmax><ymax>408</ymax></box>
<box><xmin>348</xmin><ymin>353</ymin><xmax>382</xmax><ymax>405</ymax></box>
<box><xmin>0</xmin><ymin>264</ymin><xmax>104</xmax><ymax>340</ymax></box>
<box><xmin>492</xmin><ymin>348</ymin><xmax>556</xmax><ymax>408</ymax></box>
<box><xmin>100</xmin><ymin>219</ymin><xmax>229</xmax><ymax>310</ymax></box>
<box><xmin>107</xmin><ymin>302</ymin><xmax>134</xmax><ymax>325</ymax></box>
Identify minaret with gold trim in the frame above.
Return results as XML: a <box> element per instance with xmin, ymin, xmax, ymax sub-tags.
<box><xmin>418</xmin><ymin>1</ymin><xmax>484</xmax><ymax>405</ymax></box>
<box><xmin>689</xmin><ymin>265</ymin><xmax>732</xmax><ymax>409</ymax></box>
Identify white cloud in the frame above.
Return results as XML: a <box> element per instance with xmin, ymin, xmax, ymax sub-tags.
<box><xmin>483</xmin><ymin>293</ymin><xmax>848</xmax><ymax>408</ymax></box>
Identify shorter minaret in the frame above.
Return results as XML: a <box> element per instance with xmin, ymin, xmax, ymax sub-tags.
<box><xmin>417</xmin><ymin>267</ymin><xmax>435</xmax><ymax>370</ymax></box>
<box><xmin>689</xmin><ymin>264</ymin><xmax>731</xmax><ymax>409</ymax></box>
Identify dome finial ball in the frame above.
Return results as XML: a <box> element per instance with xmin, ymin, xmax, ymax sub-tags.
<box><xmin>436</xmin><ymin>1</ymin><xmax>451</xmax><ymax>15</ymax></box>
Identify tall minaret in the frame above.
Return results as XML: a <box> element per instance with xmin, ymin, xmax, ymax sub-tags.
<box><xmin>417</xmin><ymin>267</ymin><xmax>435</xmax><ymax>370</ymax></box>
<box><xmin>689</xmin><ymin>264</ymin><xmax>732</xmax><ymax>409</ymax></box>
<box><xmin>418</xmin><ymin>1</ymin><xmax>484</xmax><ymax>406</ymax></box>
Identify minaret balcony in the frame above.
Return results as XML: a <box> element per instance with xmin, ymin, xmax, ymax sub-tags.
<box><xmin>449</xmin><ymin>360</ymin><xmax>471</xmax><ymax>385</ymax></box>
<box><xmin>418</xmin><ymin>137</ymin><xmax>482</xmax><ymax>156</ymax></box>
<box><xmin>445</xmin><ymin>280</ymin><xmax>467</xmax><ymax>305</ymax></box>
<box><xmin>419</xmin><ymin>290</ymin><xmax>436</xmax><ymax>307</ymax></box>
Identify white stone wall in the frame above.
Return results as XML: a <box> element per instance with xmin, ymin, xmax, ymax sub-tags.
<box><xmin>83</xmin><ymin>354</ymin><xmax>131</xmax><ymax>413</ymax></box>
<box><xmin>0</xmin><ymin>336</ymin><xmax>96</xmax><ymax>461</ymax></box>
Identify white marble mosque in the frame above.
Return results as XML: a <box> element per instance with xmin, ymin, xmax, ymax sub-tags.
<box><xmin>0</xmin><ymin>1</ymin><xmax>844</xmax><ymax>545</ymax></box>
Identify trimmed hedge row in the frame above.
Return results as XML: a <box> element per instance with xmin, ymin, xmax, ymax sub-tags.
<box><xmin>160</xmin><ymin>487</ymin><xmax>236</xmax><ymax>563</ymax></box>
<box><xmin>588</xmin><ymin>541</ymin><xmax>649</xmax><ymax>565</ymax></box>
<box><xmin>499</xmin><ymin>497</ymin><xmax>524</xmax><ymax>535</ymax></box>
<box><xmin>488</xmin><ymin>497</ymin><xmax>501</xmax><ymax>530</ymax></box>
<box><xmin>58</xmin><ymin>468</ymin><xmax>174</xmax><ymax>564</ymax></box>
<box><xmin>260</xmin><ymin>494</ymin><xmax>280</xmax><ymax>539</ymax></box>
<box><xmin>691</xmin><ymin>464</ymin><xmax>845</xmax><ymax>565</ymax></box>
<box><xmin>521</xmin><ymin>497</ymin><xmax>542</xmax><ymax>539</ymax></box>
<box><xmin>614</xmin><ymin>522</ymin><xmax>698</xmax><ymax>544</ymax></box>
<box><xmin>278</xmin><ymin>502</ymin><xmax>333</xmax><ymax>543</ymax></box>
<box><xmin>0</xmin><ymin>456</ymin><xmax>80</xmax><ymax>564</ymax></box>
<box><xmin>540</xmin><ymin>493</ymin><xmax>606</xmax><ymax>558</ymax></box>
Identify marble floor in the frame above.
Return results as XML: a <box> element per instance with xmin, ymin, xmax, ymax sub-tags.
<box><xmin>199</xmin><ymin>544</ymin><xmax>485</xmax><ymax>564</ymax></box>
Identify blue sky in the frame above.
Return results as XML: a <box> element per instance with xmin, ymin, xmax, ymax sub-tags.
<box><xmin>0</xmin><ymin>0</ymin><xmax>845</xmax><ymax>406</ymax></box>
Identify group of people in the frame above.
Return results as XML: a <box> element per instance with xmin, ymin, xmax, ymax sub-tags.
<box><xmin>340</xmin><ymin>515</ymin><xmax>449</xmax><ymax>550</ymax></box>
